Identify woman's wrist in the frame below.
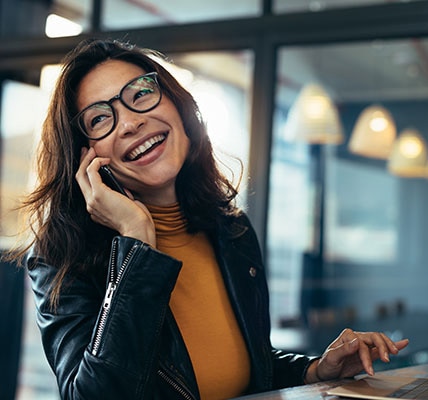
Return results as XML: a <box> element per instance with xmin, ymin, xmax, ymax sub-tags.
<box><xmin>304</xmin><ymin>359</ymin><xmax>322</xmax><ymax>384</ymax></box>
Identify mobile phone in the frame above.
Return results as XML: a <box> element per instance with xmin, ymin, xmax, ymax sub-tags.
<box><xmin>99</xmin><ymin>165</ymin><xmax>128</xmax><ymax>197</ymax></box>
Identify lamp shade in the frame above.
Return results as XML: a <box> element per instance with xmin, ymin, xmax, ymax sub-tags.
<box><xmin>348</xmin><ymin>105</ymin><xmax>396</xmax><ymax>159</ymax></box>
<box><xmin>285</xmin><ymin>83</ymin><xmax>344</xmax><ymax>144</ymax></box>
<box><xmin>388</xmin><ymin>128</ymin><xmax>428</xmax><ymax>178</ymax></box>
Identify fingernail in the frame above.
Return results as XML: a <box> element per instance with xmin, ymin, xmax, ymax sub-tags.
<box><xmin>384</xmin><ymin>352</ymin><xmax>390</xmax><ymax>362</ymax></box>
<box><xmin>350</xmin><ymin>338</ymin><xmax>358</xmax><ymax>347</ymax></box>
<box><xmin>368</xmin><ymin>366</ymin><xmax>374</xmax><ymax>376</ymax></box>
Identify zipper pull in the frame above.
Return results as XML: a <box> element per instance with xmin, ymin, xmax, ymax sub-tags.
<box><xmin>103</xmin><ymin>282</ymin><xmax>117</xmax><ymax>309</ymax></box>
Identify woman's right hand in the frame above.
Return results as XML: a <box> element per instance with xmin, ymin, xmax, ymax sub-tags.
<box><xmin>76</xmin><ymin>147</ymin><xmax>156</xmax><ymax>248</ymax></box>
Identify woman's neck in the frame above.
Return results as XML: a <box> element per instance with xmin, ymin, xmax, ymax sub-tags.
<box><xmin>134</xmin><ymin>185</ymin><xmax>177</xmax><ymax>207</ymax></box>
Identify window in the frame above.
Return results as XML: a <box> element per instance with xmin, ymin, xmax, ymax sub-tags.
<box><xmin>168</xmin><ymin>51</ymin><xmax>254</xmax><ymax>206</ymax></box>
<box><xmin>1</xmin><ymin>80</ymin><xmax>59</xmax><ymax>399</ymax></box>
<box><xmin>274</xmin><ymin>0</ymin><xmax>423</xmax><ymax>14</ymax></box>
<box><xmin>102</xmin><ymin>0</ymin><xmax>261</xmax><ymax>30</ymax></box>
<box><xmin>267</xmin><ymin>40</ymin><xmax>428</xmax><ymax>343</ymax></box>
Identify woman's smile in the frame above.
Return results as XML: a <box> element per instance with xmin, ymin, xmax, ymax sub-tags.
<box><xmin>124</xmin><ymin>132</ymin><xmax>168</xmax><ymax>162</ymax></box>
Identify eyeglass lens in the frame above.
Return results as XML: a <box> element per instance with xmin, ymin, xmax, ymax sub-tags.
<box><xmin>79</xmin><ymin>73</ymin><xmax>160</xmax><ymax>139</ymax></box>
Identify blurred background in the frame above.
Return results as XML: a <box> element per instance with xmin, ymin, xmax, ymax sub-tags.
<box><xmin>2</xmin><ymin>0</ymin><xmax>428</xmax><ymax>398</ymax></box>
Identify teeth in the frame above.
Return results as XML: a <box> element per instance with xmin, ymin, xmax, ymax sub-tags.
<box><xmin>127</xmin><ymin>134</ymin><xmax>166</xmax><ymax>160</ymax></box>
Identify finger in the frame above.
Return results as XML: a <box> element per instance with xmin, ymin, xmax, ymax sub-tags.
<box><xmin>76</xmin><ymin>148</ymin><xmax>110</xmax><ymax>201</ymax></box>
<box><xmin>338</xmin><ymin>332</ymin><xmax>378</xmax><ymax>376</ymax></box>
<box><xmin>79</xmin><ymin>146</ymin><xmax>89</xmax><ymax>162</ymax></box>
<box><xmin>86</xmin><ymin>154</ymin><xmax>110</xmax><ymax>176</ymax></box>
<box><xmin>357</xmin><ymin>341</ymin><xmax>375</xmax><ymax>376</ymax></box>
<box><xmin>379</xmin><ymin>332</ymin><xmax>400</xmax><ymax>355</ymax></box>
<box><xmin>79</xmin><ymin>146</ymin><xmax>97</xmax><ymax>167</ymax></box>
<box><xmin>124</xmin><ymin>188</ymin><xmax>134</xmax><ymax>199</ymax></box>
<box><xmin>360</xmin><ymin>333</ymin><xmax>409</xmax><ymax>355</ymax></box>
<box><xmin>360</xmin><ymin>332</ymin><xmax>395</xmax><ymax>363</ymax></box>
<box><xmin>395</xmin><ymin>339</ymin><xmax>410</xmax><ymax>351</ymax></box>
<box><xmin>76</xmin><ymin>148</ymin><xmax>95</xmax><ymax>196</ymax></box>
<box><xmin>85</xmin><ymin>156</ymin><xmax>112</xmax><ymax>192</ymax></box>
<box><xmin>372</xmin><ymin>333</ymin><xmax>393</xmax><ymax>362</ymax></box>
<box><xmin>76</xmin><ymin>147</ymin><xmax>98</xmax><ymax>184</ymax></box>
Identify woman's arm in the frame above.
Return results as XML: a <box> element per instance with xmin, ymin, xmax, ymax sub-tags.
<box><xmin>28</xmin><ymin>236</ymin><xmax>182</xmax><ymax>400</ymax></box>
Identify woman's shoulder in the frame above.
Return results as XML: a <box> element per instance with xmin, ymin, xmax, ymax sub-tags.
<box><xmin>218</xmin><ymin>209</ymin><xmax>254</xmax><ymax>237</ymax></box>
<box><xmin>27</xmin><ymin>249</ymin><xmax>105</xmax><ymax>295</ymax></box>
<box><xmin>216</xmin><ymin>210</ymin><xmax>265</xmax><ymax>267</ymax></box>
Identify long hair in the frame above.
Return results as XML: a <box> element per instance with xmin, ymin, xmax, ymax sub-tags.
<box><xmin>13</xmin><ymin>38</ymin><xmax>241</xmax><ymax>305</ymax></box>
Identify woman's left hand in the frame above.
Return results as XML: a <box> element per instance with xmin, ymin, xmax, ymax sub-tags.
<box><xmin>305</xmin><ymin>328</ymin><xmax>409</xmax><ymax>383</ymax></box>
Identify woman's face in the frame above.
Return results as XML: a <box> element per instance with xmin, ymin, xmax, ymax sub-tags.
<box><xmin>76</xmin><ymin>59</ymin><xmax>190</xmax><ymax>205</ymax></box>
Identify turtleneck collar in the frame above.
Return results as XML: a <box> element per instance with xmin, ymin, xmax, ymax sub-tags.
<box><xmin>146</xmin><ymin>203</ymin><xmax>188</xmax><ymax>238</ymax></box>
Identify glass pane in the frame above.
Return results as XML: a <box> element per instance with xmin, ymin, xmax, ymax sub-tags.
<box><xmin>326</xmin><ymin>157</ymin><xmax>398</xmax><ymax>264</ymax></box>
<box><xmin>16</xmin><ymin>278</ymin><xmax>60</xmax><ymax>400</ymax></box>
<box><xmin>274</xmin><ymin>0</ymin><xmax>423</xmax><ymax>14</ymax></box>
<box><xmin>0</xmin><ymin>81</ymin><xmax>43</xmax><ymax>242</ymax></box>
<box><xmin>268</xmin><ymin>40</ymin><xmax>428</xmax><ymax>360</ymax></box>
<box><xmin>166</xmin><ymin>50</ymin><xmax>254</xmax><ymax>207</ymax></box>
<box><xmin>102</xmin><ymin>0</ymin><xmax>260</xmax><ymax>30</ymax></box>
<box><xmin>0</xmin><ymin>80</ymin><xmax>59</xmax><ymax>399</ymax></box>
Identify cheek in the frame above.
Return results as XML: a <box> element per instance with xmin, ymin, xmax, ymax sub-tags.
<box><xmin>183</xmin><ymin>135</ymin><xmax>191</xmax><ymax>157</ymax></box>
<box><xmin>174</xmin><ymin>124</ymin><xmax>190</xmax><ymax>160</ymax></box>
<box><xmin>90</xmin><ymin>138</ymin><xmax>114</xmax><ymax>157</ymax></box>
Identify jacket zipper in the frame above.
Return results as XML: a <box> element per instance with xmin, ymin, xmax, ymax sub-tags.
<box><xmin>91</xmin><ymin>239</ymin><xmax>139</xmax><ymax>356</ymax></box>
<box><xmin>157</xmin><ymin>368</ymin><xmax>197</xmax><ymax>400</ymax></box>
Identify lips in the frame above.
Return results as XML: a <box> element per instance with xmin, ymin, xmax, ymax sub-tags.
<box><xmin>125</xmin><ymin>133</ymin><xmax>167</xmax><ymax>161</ymax></box>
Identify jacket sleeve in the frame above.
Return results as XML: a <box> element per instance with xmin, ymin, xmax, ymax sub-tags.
<box><xmin>27</xmin><ymin>236</ymin><xmax>182</xmax><ymax>400</ymax></box>
<box><xmin>271</xmin><ymin>350</ymin><xmax>319</xmax><ymax>389</ymax></box>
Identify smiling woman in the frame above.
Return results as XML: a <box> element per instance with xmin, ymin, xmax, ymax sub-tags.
<box><xmin>6</xmin><ymin>38</ymin><xmax>408</xmax><ymax>400</ymax></box>
<box><xmin>2</xmin><ymin>43</ymin><xmax>253</xmax><ymax>400</ymax></box>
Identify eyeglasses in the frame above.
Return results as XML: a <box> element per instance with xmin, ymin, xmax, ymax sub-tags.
<box><xmin>73</xmin><ymin>72</ymin><xmax>162</xmax><ymax>140</ymax></box>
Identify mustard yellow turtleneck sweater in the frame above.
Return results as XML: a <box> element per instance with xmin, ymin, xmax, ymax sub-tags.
<box><xmin>147</xmin><ymin>203</ymin><xmax>250</xmax><ymax>400</ymax></box>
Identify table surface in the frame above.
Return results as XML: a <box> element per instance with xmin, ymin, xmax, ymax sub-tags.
<box><xmin>233</xmin><ymin>363</ymin><xmax>428</xmax><ymax>399</ymax></box>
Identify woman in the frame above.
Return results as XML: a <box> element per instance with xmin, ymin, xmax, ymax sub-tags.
<box><xmin>16</xmin><ymin>38</ymin><xmax>407</xmax><ymax>399</ymax></box>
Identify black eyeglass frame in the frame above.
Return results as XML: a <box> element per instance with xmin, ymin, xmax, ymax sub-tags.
<box><xmin>72</xmin><ymin>72</ymin><xmax>162</xmax><ymax>141</ymax></box>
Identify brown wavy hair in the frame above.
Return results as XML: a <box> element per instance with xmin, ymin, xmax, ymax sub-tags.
<box><xmin>11</xmin><ymin>38</ymin><xmax>241</xmax><ymax>305</ymax></box>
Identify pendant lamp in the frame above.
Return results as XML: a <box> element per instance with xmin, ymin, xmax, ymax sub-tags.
<box><xmin>285</xmin><ymin>83</ymin><xmax>344</xmax><ymax>144</ymax></box>
<box><xmin>348</xmin><ymin>105</ymin><xmax>396</xmax><ymax>159</ymax></box>
<box><xmin>388</xmin><ymin>128</ymin><xmax>428</xmax><ymax>178</ymax></box>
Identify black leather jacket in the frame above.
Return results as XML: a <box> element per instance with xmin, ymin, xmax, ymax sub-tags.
<box><xmin>28</xmin><ymin>213</ymin><xmax>316</xmax><ymax>399</ymax></box>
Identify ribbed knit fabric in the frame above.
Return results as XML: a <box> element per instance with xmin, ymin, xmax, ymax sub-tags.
<box><xmin>147</xmin><ymin>203</ymin><xmax>250</xmax><ymax>400</ymax></box>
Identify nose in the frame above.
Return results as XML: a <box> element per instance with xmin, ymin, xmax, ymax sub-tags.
<box><xmin>115</xmin><ymin>103</ymin><xmax>147</xmax><ymax>137</ymax></box>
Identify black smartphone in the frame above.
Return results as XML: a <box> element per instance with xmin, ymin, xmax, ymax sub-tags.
<box><xmin>99</xmin><ymin>165</ymin><xmax>128</xmax><ymax>197</ymax></box>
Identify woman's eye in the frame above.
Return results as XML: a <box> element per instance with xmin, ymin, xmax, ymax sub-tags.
<box><xmin>134</xmin><ymin>88</ymin><xmax>153</xmax><ymax>101</ymax></box>
<box><xmin>91</xmin><ymin>114</ymin><xmax>108</xmax><ymax>128</ymax></box>
<box><xmin>85</xmin><ymin>103</ymin><xmax>112</xmax><ymax>130</ymax></box>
